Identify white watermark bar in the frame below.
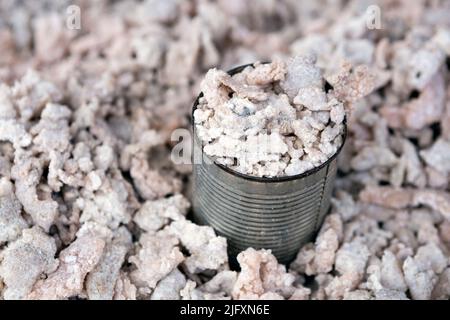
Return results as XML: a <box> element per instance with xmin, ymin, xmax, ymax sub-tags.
<box><xmin>170</xmin><ymin>128</ymin><xmax>297</xmax><ymax>166</ymax></box>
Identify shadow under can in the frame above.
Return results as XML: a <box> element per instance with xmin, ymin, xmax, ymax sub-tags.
<box><xmin>191</xmin><ymin>63</ymin><xmax>347</xmax><ymax>266</ymax></box>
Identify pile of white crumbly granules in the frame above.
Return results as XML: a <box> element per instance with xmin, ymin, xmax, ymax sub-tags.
<box><xmin>194</xmin><ymin>56</ymin><xmax>374</xmax><ymax>177</ymax></box>
<box><xmin>0</xmin><ymin>0</ymin><xmax>450</xmax><ymax>300</ymax></box>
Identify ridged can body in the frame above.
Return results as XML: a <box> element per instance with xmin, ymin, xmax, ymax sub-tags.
<box><xmin>192</xmin><ymin>64</ymin><xmax>346</xmax><ymax>265</ymax></box>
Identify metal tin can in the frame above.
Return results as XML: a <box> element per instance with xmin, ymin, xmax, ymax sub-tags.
<box><xmin>192</xmin><ymin>63</ymin><xmax>346</xmax><ymax>265</ymax></box>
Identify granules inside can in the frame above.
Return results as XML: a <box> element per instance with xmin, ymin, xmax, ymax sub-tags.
<box><xmin>192</xmin><ymin>63</ymin><xmax>347</xmax><ymax>265</ymax></box>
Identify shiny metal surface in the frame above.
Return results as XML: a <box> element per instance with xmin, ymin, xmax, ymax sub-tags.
<box><xmin>192</xmin><ymin>63</ymin><xmax>345</xmax><ymax>265</ymax></box>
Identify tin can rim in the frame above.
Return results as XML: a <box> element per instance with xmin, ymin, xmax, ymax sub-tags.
<box><xmin>192</xmin><ymin>62</ymin><xmax>347</xmax><ymax>183</ymax></box>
